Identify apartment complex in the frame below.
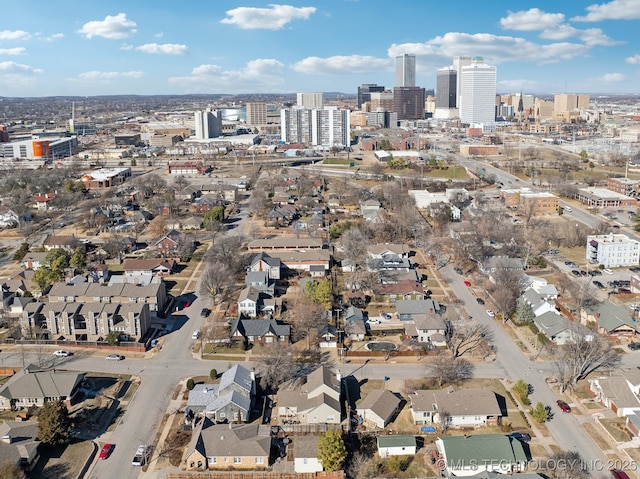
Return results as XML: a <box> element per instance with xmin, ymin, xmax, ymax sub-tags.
<box><xmin>296</xmin><ymin>92</ymin><xmax>323</xmax><ymax>109</ymax></box>
<box><xmin>245</xmin><ymin>102</ymin><xmax>267</xmax><ymax>126</ymax></box>
<box><xmin>587</xmin><ymin>233</ymin><xmax>640</xmax><ymax>268</ymax></box>
<box><xmin>500</xmin><ymin>188</ymin><xmax>558</xmax><ymax>214</ymax></box>
<box><xmin>280</xmin><ymin>106</ymin><xmax>350</xmax><ymax>148</ymax></box>
<box><xmin>194</xmin><ymin>109</ymin><xmax>223</xmax><ymax>140</ymax></box>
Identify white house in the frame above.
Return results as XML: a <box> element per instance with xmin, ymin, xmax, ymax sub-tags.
<box><xmin>237</xmin><ymin>287</ymin><xmax>259</xmax><ymax>317</ymax></box>
<box><xmin>293</xmin><ymin>435</ymin><xmax>323</xmax><ymax>473</ymax></box>
<box><xmin>410</xmin><ymin>388</ymin><xmax>502</xmax><ymax>427</ymax></box>
<box><xmin>377</xmin><ymin>436</ymin><xmax>416</xmax><ymax>458</ymax></box>
<box><xmin>357</xmin><ymin>389</ymin><xmax>402</xmax><ymax>429</ymax></box>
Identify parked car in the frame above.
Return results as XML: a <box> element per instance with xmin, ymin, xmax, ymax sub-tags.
<box><xmin>628</xmin><ymin>342</ymin><xmax>640</xmax><ymax>351</ymax></box>
<box><xmin>200</xmin><ymin>308</ymin><xmax>211</xmax><ymax>318</ymax></box>
<box><xmin>618</xmin><ymin>288</ymin><xmax>632</xmax><ymax>294</ymax></box>
<box><xmin>132</xmin><ymin>445</ymin><xmax>150</xmax><ymax>466</ymax></box>
<box><xmin>556</xmin><ymin>400</ymin><xmax>571</xmax><ymax>413</ymax></box>
<box><xmin>611</xmin><ymin>469</ymin><xmax>631</xmax><ymax>479</ymax></box>
<box><xmin>366</xmin><ymin>318</ymin><xmax>381</xmax><ymax>325</ymax></box>
<box><xmin>53</xmin><ymin>350</ymin><xmax>72</xmax><ymax>358</ymax></box>
<box><xmin>476</xmin><ymin>298</ymin><xmax>485</xmax><ymax>305</ymax></box>
<box><xmin>486</xmin><ymin>310</ymin><xmax>495</xmax><ymax>317</ymax></box>
<box><xmin>454</xmin><ymin>267</ymin><xmax>463</xmax><ymax>275</ymax></box>
<box><xmin>580</xmin><ymin>270</ymin><xmax>588</xmax><ymax>276</ymax></box>
<box><xmin>464</xmin><ymin>280</ymin><xmax>472</xmax><ymax>287</ymax></box>
<box><xmin>603</xmin><ymin>268</ymin><xmax>613</xmax><ymax>275</ymax></box>
<box><xmin>571</xmin><ymin>270</ymin><xmax>581</xmax><ymax>277</ymax></box>
<box><xmin>380</xmin><ymin>312</ymin><xmax>392</xmax><ymax>320</ymax></box>
<box><xmin>106</xmin><ymin>354</ymin><xmax>125</xmax><ymax>361</ymax></box>
<box><xmin>99</xmin><ymin>443</ymin><xmax>114</xmax><ymax>460</ymax></box>
<box><xmin>509</xmin><ymin>432</ymin><xmax>531</xmax><ymax>442</ymax></box>
<box><xmin>593</xmin><ymin>281</ymin><xmax>605</xmax><ymax>290</ymax></box>
<box><xmin>564</xmin><ymin>261</ymin><xmax>577</xmax><ymax>267</ymax></box>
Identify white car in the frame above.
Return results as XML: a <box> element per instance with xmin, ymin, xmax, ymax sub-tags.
<box><xmin>366</xmin><ymin>318</ymin><xmax>381</xmax><ymax>325</ymax></box>
<box><xmin>53</xmin><ymin>350</ymin><xmax>71</xmax><ymax>357</ymax></box>
<box><xmin>603</xmin><ymin>268</ymin><xmax>613</xmax><ymax>275</ymax></box>
<box><xmin>486</xmin><ymin>310</ymin><xmax>495</xmax><ymax>317</ymax></box>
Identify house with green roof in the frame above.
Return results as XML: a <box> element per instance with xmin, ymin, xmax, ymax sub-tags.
<box><xmin>377</xmin><ymin>435</ymin><xmax>416</xmax><ymax>458</ymax></box>
<box><xmin>435</xmin><ymin>434</ymin><xmax>528</xmax><ymax>477</ymax></box>
<box><xmin>580</xmin><ymin>301</ymin><xmax>640</xmax><ymax>339</ymax></box>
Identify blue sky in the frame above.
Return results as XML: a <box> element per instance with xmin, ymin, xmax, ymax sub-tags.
<box><xmin>2</xmin><ymin>1</ymin><xmax>640</xmax><ymax>97</ymax></box>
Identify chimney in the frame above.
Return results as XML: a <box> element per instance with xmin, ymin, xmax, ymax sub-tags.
<box><xmin>250</xmin><ymin>368</ymin><xmax>256</xmax><ymax>381</ymax></box>
<box><xmin>2</xmin><ymin>435</ymin><xmax>12</xmax><ymax>444</ymax></box>
<box><xmin>336</xmin><ymin>371</ymin><xmax>342</xmax><ymax>382</ymax></box>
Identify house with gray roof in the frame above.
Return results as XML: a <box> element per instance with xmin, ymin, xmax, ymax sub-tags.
<box><xmin>581</xmin><ymin>301</ymin><xmax>640</xmax><ymax>338</ymax></box>
<box><xmin>590</xmin><ymin>373</ymin><xmax>640</xmax><ymax>418</ymax></box>
<box><xmin>533</xmin><ymin>311</ymin><xmax>577</xmax><ymax>345</ymax></box>
<box><xmin>0</xmin><ymin>365</ymin><xmax>84</xmax><ymax>411</ymax></box>
<box><xmin>435</xmin><ymin>434</ymin><xmax>528</xmax><ymax>476</ymax></box>
<box><xmin>357</xmin><ymin>389</ymin><xmax>403</xmax><ymax>429</ymax></box>
<box><xmin>187</xmin><ymin>364</ymin><xmax>255</xmax><ymax>422</ymax></box>
<box><xmin>410</xmin><ymin>388</ymin><xmax>502</xmax><ymax>427</ymax></box>
<box><xmin>248</xmin><ymin>252</ymin><xmax>281</xmax><ymax>280</ymax></box>
<box><xmin>344</xmin><ymin>319</ymin><xmax>366</xmax><ymax>341</ymax></box>
<box><xmin>185</xmin><ymin>418</ymin><xmax>271</xmax><ymax>471</ymax></box>
<box><xmin>405</xmin><ymin>313</ymin><xmax>447</xmax><ymax>346</ymax></box>
<box><xmin>245</xmin><ymin>271</ymin><xmax>275</xmax><ymax>296</ymax></box>
<box><xmin>395</xmin><ymin>299</ymin><xmax>440</xmax><ymax>321</ymax></box>
<box><xmin>293</xmin><ymin>435</ymin><xmax>323</xmax><ymax>473</ymax></box>
<box><xmin>277</xmin><ymin>366</ymin><xmax>341</xmax><ymax>425</ymax></box>
<box><xmin>0</xmin><ymin>421</ymin><xmax>41</xmax><ymax>470</ymax></box>
<box><xmin>230</xmin><ymin>318</ymin><xmax>290</xmax><ymax>346</ymax></box>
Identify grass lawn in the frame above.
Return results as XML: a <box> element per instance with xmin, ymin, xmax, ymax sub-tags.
<box><xmin>323</xmin><ymin>158</ymin><xmax>353</xmax><ymax>165</ymax></box>
<box><xmin>30</xmin><ymin>440</ymin><xmax>94</xmax><ymax>479</ymax></box>
<box><xmin>582</xmin><ymin>422</ymin><xmax>611</xmax><ymax>450</ymax></box>
<box><xmin>423</xmin><ymin>166</ymin><xmax>468</xmax><ymax>179</ymax></box>
<box><xmin>599</xmin><ymin>418</ymin><xmax>633</xmax><ymax>442</ymax></box>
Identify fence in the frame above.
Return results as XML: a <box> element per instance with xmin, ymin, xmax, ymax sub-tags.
<box><xmin>278</xmin><ymin>423</ymin><xmax>345</xmax><ymax>434</ymax></box>
<box><xmin>344</xmin><ymin>349</ymin><xmax>435</xmax><ymax>359</ymax></box>
<box><xmin>167</xmin><ymin>472</ymin><xmax>344</xmax><ymax>479</ymax></box>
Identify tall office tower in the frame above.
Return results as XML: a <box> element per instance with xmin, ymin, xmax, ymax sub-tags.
<box><xmin>245</xmin><ymin>102</ymin><xmax>267</xmax><ymax>126</ymax></box>
<box><xmin>453</xmin><ymin>56</ymin><xmax>472</xmax><ymax>110</ymax></box>
<box><xmin>393</xmin><ymin>87</ymin><xmax>426</xmax><ymax>120</ymax></box>
<box><xmin>194</xmin><ymin>108</ymin><xmax>223</xmax><ymax>139</ymax></box>
<box><xmin>296</xmin><ymin>92</ymin><xmax>323</xmax><ymax>109</ymax></box>
<box><xmin>459</xmin><ymin>57</ymin><xmax>497</xmax><ymax>125</ymax></box>
<box><xmin>554</xmin><ymin>94</ymin><xmax>590</xmax><ymax>112</ymax></box>
<box><xmin>281</xmin><ymin>107</ymin><xmax>350</xmax><ymax>147</ymax></box>
<box><xmin>436</xmin><ymin>68</ymin><xmax>457</xmax><ymax>109</ymax></box>
<box><xmin>357</xmin><ymin>83</ymin><xmax>386</xmax><ymax>108</ymax></box>
<box><xmin>395</xmin><ymin>54</ymin><xmax>416</xmax><ymax>87</ymax></box>
<box><xmin>370</xmin><ymin>91</ymin><xmax>395</xmax><ymax>111</ymax></box>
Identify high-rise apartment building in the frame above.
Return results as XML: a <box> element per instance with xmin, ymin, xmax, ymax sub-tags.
<box><xmin>393</xmin><ymin>87</ymin><xmax>426</xmax><ymax>121</ymax></box>
<box><xmin>281</xmin><ymin>107</ymin><xmax>350</xmax><ymax>148</ymax></box>
<box><xmin>194</xmin><ymin>109</ymin><xmax>223</xmax><ymax>140</ymax></box>
<box><xmin>296</xmin><ymin>92</ymin><xmax>323</xmax><ymax>109</ymax></box>
<box><xmin>395</xmin><ymin>54</ymin><xmax>416</xmax><ymax>87</ymax></box>
<box><xmin>245</xmin><ymin>102</ymin><xmax>267</xmax><ymax>126</ymax></box>
<box><xmin>459</xmin><ymin>57</ymin><xmax>497</xmax><ymax>125</ymax></box>
<box><xmin>453</xmin><ymin>56</ymin><xmax>472</xmax><ymax>110</ymax></box>
<box><xmin>357</xmin><ymin>84</ymin><xmax>386</xmax><ymax>108</ymax></box>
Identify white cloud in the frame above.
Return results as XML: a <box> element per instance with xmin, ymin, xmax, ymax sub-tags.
<box><xmin>291</xmin><ymin>55</ymin><xmax>392</xmax><ymax>75</ymax></box>
<box><xmin>77</xmin><ymin>13</ymin><xmax>137</xmax><ymax>39</ymax></box>
<box><xmin>540</xmin><ymin>25</ymin><xmax>621</xmax><ymax>46</ymax></box>
<box><xmin>0</xmin><ymin>61</ymin><xmax>43</xmax><ymax>74</ymax></box>
<box><xmin>120</xmin><ymin>44</ymin><xmax>134</xmax><ymax>51</ymax></box>
<box><xmin>135</xmin><ymin>43</ymin><xmax>188</xmax><ymax>55</ymax></box>
<box><xmin>572</xmin><ymin>0</ymin><xmax>640</xmax><ymax>21</ymax></box>
<box><xmin>625</xmin><ymin>54</ymin><xmax>640</xmax><ymax>64</ymax></box>
<box><xmin>154</xmin><ymin>32</ymin><xmax>164</xmax><ymax>38</ymax></box>
<box><xmin>168</xmin><ymin>59</ymin><xmax>285</xmax><ymax>93</ymax></box>
<box><xmin>78</xmin><ymin>70</ymin><xmax>143</xmax><ymax>80</ymax></box>
<box><xmin>539</xmin><ymin>24</ymin><xmax>577</xmax><ymax>40</ymax></box>
<box><xmin>221</xmin><ymin>4</ymin><xmax>316</xmax><ymax>30</ymax></box>
<box><xmin>43</xmin><ymin>33</ymin><xmax>64</xmax><ymax>42</ymax></box>
<box><xmin>500</xmin><ymin>8</ymin><xmax>564</xmax><ymax>31</ymax></box>
<box><xmin>390</xmin><ymin>32</ymin><xmax>591</xmax><ymax>66</ymax></box>
<box><xmin>0</xmin><ymin>48</ymin><xmax>26</xmax><ymax>56</ymax></box>
<box><xmin>598</xmin><ymin>72</ymin><xmax>626</xmax><ymax>82</ymax></box>
<box><xmin>498</xmin><ymin>79</ymin><xmax>546</xmax><ymax>91</ymax></box>
<box><xmin>0</xmin><ymin>30</ymin><xmax>30</xmax><ymax>41</ymax></box>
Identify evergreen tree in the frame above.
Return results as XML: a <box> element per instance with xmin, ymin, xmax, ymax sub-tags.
<box><xmin>514</xmin><ymin>298</ymin><xmax>535</xmax><ymax>325</ymax></box>
<box><xmin>318</xmin><ymin>429</ymin><xmax>346</xmax><ymax>472</ymax></box>
<box><xmin>530</xmin><ymin>401</ymin><xmax>549</xmax><ymax>423</ymax></box>
<box><xmin>37</xmin><ymin>400</ymin><xmax>72</xmax><ymax>445</ymax></box>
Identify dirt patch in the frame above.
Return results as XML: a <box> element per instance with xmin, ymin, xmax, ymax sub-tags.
<box><xmin>599</xmin><ymin>418</ymin><xmax>633</xmax><ymax>443</ymax></box>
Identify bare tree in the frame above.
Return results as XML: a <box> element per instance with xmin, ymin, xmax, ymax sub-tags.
<box><xmin>287</xmin><ymin>292</ymin><xmax>327</xmax><ymax>342</ymax></box>
<box><xmin>446</xmin><ymin>320</ymin><xmax>488</xmax><ymax>359</ymax></box>
<box><xmin>199</xmin><ymin>262</ymin><xmax>232</xmax><ymax>305</ymax></box>
<box><xmin>256</xmin><ymin>344</ymin><xmax>297</xmax><ymax>391</ymax></box>
<box><xmin>549</xmin><ymin>327</ymin><xmax>620</xmax><ymax>392</ymax></box>
<box><xmin>429</xmin><ymin>354</ymin><xmax>473</xmax><ymax>387</ymax></box>
<box><xmin>346</xmin><ymin>452</ymin><xmax>374</xmax><ymax>479</ymax></box>
<box><xmin>207</xmin><ymin>236</ymin><xmax>246</xmax><ymax>276</ymax></box>
<box><xmin>543</xmin><ymin>451</ymin><xmax>590</xmax><ymax>479</ymax></box>
<box><xmin>341</xmin><ymin>227</ymin><xmax>369</xmax><ymax>291</ymax></box>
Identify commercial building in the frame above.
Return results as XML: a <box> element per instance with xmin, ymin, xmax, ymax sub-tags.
<box><xmin>459</xmin><ymin>57</ymin><xmax>497</xmax><ymax>125</ymax></box>
<box><xmin>395</xmin><ymin>54</ymin><xmax>416</xmax><ymax>87</ymax></box>
<box><xmin>554</xmin><ymin>94</ymin><xmax>590</xmax><ymax>112</ymax></box>
<box><xmin>576</xmin><ymin>187</ymin><xmax>637</xmax><ymax>208</ymax></box>
<box><xmin>369</xmin><ymin>91</ymin><xmax>395</xmax><ymax>111</ymax></box>
<box><xmin>393</xmin><ymin>87</ymin><xmax>426</xmax><ymax>121</ymax></box>
<box><xmin>194</xmin><ymin>109</ymin><xmax>223</xmax><ymax>140</ymax></box>
<box><xmin>296</xmin><ymin>92</ymin><xmax>323</xmax><ymax>109</ymax></box>
<box><xmin>80</xmin><ymin>167</ymin><xmax>132</xmax><ymax>189</ymax></box>
<box><xmin>453</xmin><ymin>56</ymin><xmax>472</xmax><ymax>112</ymax></box>
<box><xmin>607</xmin><ymin>177</ymin><xmax>640</xmax><ymax>197</ymax></box>
<box><xmin>587</xmin><ymin>233</ymin><xmax>640</xmax><ymax>268</ymax></box>
<box><xmin>435</xmin><ymin>67</ymin><xmax>458</xmax><ymax>119</ymax></box>
<box><xmin>357</xmin><ymin>84</ymin><xmax>386</xmax><ymax>108</ymax></box>
<box><xmin>0</xmin><ymin>136</ymin><xmax>77</xmax><ymax>161</ymax></box>
<box><xmin>245</xmin><ymin>102</ymin><xmax>267</xmax><ymax>126</ymax></box>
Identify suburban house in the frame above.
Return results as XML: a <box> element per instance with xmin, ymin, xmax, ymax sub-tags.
<box><xmin>277</xmin><ymin>366</ymin><xmax>342</xmax><ymax>425</ymax></box>
<box><xmin>357</xmin><ymin>389</ymin><xmax>403</xmax><ymax>429</ymax></box>
<box><xmin>344</xmin><ymin>319</ymin><xmax>366</xmax><ymax>341</ymax></box>
<box><xmin>373</xmin><ymin>280</ymin><xmax>426</xmax><ymax>302</ymax></box>
<box><xmin>360</xmin><ymin>198</ymin><xmax>382</xmax><ymax>222</ymax></box>
<box><xmin>268</xmin><ymin>250</ymin><xmax>332</xmax><ymax>276</ymax></box>
<box><xmin>154</xmin><ymin>229</ymin><xmax>183</xmax><ymax>256</ymax></box>
<box><xmin>0</xmin><ymin>365</ymin><xmax>85</xmax><ymax>411</ymax></box>
<box><xmin>186</xmin><ymin>364</ymin><xmax>255</xmax><ymax>422</ymax></box>
<box><xmin>293</xmin><ymin>435</ymin><xmax>323</xmax><ymax>473</ymax></box>
<box><xmin>248</xmin><ymin>252</ymin><xmax>281</xmax><ymax>280</ymax></box>
<box><xmin>20</xmin><ymin>252</ymin><xmax>48</xmax><ymax>271</ymax></box>
<box><xmin>435</xmin><ymin>434</ymin><xmax>528</xmax><ymax>477</ymax></box>
<box><xmin>43</xmin><ymin>235</ymin><xmax>81</xmax><ymax>253</ymax></box>
<box><xmin>0</xmin><ymin>421</ymin><xmax>41</xmax><ymax>470</ymax></box>
<box><xmin>589</xmin><ymin>369</ymin><xmax>640</xmax><ymax>418</ymax></box>
<box><xmin>404</xmin><ymin>313</ymin><xmax>448</xmax><ymax>347</ymax></box>
<box><xmin>122</xmin><ymin>258</ymin><xmax>175</xmax><ymax>277</ymax></box>
<box><xmin>479</xmin><ymin>256</ymin><xmax>525</xmax><ymax>278</ymax></box>
<box><xmin>377</xmin><ymin>436</ymin><xmax>416</xmax><ymax>458</ymax></box>
<box><xmin>237</xmin><ymin>287</ymin><xmax>260</xmax><ymax>317</ymax></box>
<box><xmin>368</xmin><ymin>244</ymin><xmax>410</xmax><ymax>259</ymax></box>
<box><xmin>410</xmin><ymin>388</ymin><xmax>502</xmax><ymax>427</ymax></box>
<box><xmin>580</xmin><ymin>301</ymin><xmax>640</xmax><ymax>338</ymax></box>
<box><xmin>33</xmin><ymin>193</ymin><xmax>56</xmax><ymax>211</ymax></box>
<box><xmin>395</xmin><ymin>299</ymin><xmax>441</xmax><ymax>322</ymax></box>
<box><xmin>318</xmin><ymin>324</ymin><xmax>338</xmax><ymax>349</ymax></box>
<box><xmin>230</xmin><ymin>318</ymin><xmax>290</xmax><ymax>346</ymax></box>
<box><xmin>245</xmin><ymin>271</ymin><xmax>275</xmax><ymax>296</ymax></box>
<box><xmin>533</xmin><ymin>311</ymin><xmax>578</xmax><ymax>345</ymax></box>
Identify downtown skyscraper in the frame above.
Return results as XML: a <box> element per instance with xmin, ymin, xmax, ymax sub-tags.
<box><xmin>459</xmin><ymin>57</ymin><xmax>497</xmax><ymax>125</ymax></box>
<box><xmin>395</xmin><ymin>54</ymin><xmax>416</xmax><ymax>87</ymax></box>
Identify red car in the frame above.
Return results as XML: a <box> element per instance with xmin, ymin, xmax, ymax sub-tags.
<box><xmin>99</xmin><ymin>443</ymin><xmax>114</xmax><ymax>460</ymax></box>
<box><xmin>611</xmin><ymin>469</ymin><xmax>630</xmax><ymax>479</ymax></box>
<box><xmin>464</xmin><ymin>280</ymin><xmax>471</xmax><ymax>287</ymax></box>
<box><xmin>556</xmin><ymin>400</ymin><xmax>571</xmax><ymax>413</ymax></box>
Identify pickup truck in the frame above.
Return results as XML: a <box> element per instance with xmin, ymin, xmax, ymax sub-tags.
<box><xmin>132</xmin><ymin>445</ymin><xmax>150</xmax><ymax>466</ymax></box>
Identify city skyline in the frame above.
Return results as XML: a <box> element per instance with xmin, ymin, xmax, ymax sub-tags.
<box><xmin>2</xmin><ymin>1</ymin><xmax>640</xmax><ymax>97</ymax></box>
